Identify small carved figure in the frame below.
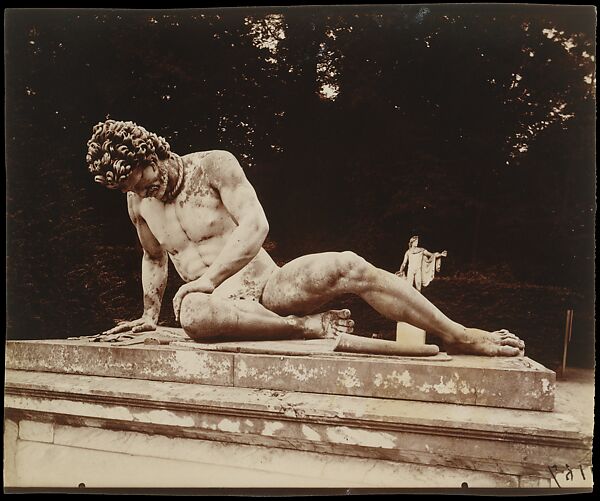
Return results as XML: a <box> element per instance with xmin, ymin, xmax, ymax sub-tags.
<box><xmin>397</xmin><ymin>236</ymin><xmax>447</xmax><ymax>292</ymax></box>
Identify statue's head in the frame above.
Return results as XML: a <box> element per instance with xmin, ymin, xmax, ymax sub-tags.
<box><xmin>86</xmin><ymin>120</ymin><xmax>171</xmax><ymax>190</ymax></box>
<box><xmin>409</xmin><ymin>235</ymin><xmax>419</xmax><ymax>247</ymax></box>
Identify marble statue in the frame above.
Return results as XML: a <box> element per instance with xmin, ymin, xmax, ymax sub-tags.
<box><xmin>84</xmin><ymin>120</ymin><xmax>524</xmax><ymax>356</ymax></box>
<box><xmin>397</xmin><ymin>236</ymin><xmax>447</xmax><ymax>292</ymax></box>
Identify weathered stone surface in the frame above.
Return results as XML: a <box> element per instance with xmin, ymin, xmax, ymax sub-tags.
<box><xmin>6</xmin><ymin>340</ymin><xmax>555</xmax><ymax>410</ymax></box>
<box><xmin>519</xmin><ymin>476</ymin><xmax>552</xmax><ymax>488</ymax></box>
<box><xmin>234</xmin><ymin>352</ymin><xmax>555</xmax><ymax>411</ymax></box>
<box><xmin>3</xmin><ymin>419</ymin><xmax>18</xmax><ymax>487</ymax></box>
<box><xmin>6</xmin><ymin>339</ymin><xmax>233</xmax><ymax>386</ymax></box>
<box><xmin>18</xmin><ymin>420</ymin><xmax>54</xmax><ymax>443</ymax></box>
<box><xmin>5</xmin><ymin>369</ymin><xmax>590</xmax><ymax>479</ymax></box>
<box><xmin>11</xmin><ymin>431</ymin><xmax>519</xmax><ymax>488</ymax></box>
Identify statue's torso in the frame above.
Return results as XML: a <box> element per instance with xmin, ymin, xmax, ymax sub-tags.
<box><xmin>137</xmin><ymin>151</ymin><xmax>274</xmax><ymax>282</ymax></box>
<box><xmin>407</xmin><ymin>248</ymin><xmax>424</xmax><ymax>271</ymax></box>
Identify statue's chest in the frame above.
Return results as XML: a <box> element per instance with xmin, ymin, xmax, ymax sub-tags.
<box><xmin>175</xmin><ymin>191</ymin><xmax>232</xmax><ymax>241</ymax></box>
<box><xmin>139</xmin><ymin>193</ymin><xmax>230</xmax><ymax>245</ymax></box>
<box><xmin>139</xmin><ymin>201</ymin><xmax>184</xmax><ymax>245</ymax></box>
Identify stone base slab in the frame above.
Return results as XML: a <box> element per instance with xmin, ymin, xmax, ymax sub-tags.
<box><xmin>4</xmin><ymin>368</ymin><xmax>591</xmax><ymax>484</ymax></box>
<box><xmin>7</xmin><ymin>421</ymin><xmax>529</xmax><ymax>489</ymax></box>
<box><xmin>6</xmin><ymin>339</ymin><xmax>555</xmax><ymax>410</ymax></box>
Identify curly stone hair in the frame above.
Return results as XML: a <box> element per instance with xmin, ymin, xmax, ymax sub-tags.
<box><xmin>86</xmin><ymin>120</ymin><xmax>171</xmax><ymax>187</ymax></box>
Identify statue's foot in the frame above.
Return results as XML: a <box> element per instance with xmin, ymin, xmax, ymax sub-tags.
<box><xmin>301</xmin><ymin>309</ymin><xmax>354</xmax><ymax>339</ymax></box>
<box><xmin>445</xmin><ymin>328</ymin><xmax>525</xmax><ymax>356</ymax></box>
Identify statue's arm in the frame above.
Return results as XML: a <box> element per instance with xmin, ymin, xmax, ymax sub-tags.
<box><xmin>127</xmin><ymin>193</ymin><xmax>168</xmax><ymax>326</ymax></box>
<box><xmin>399</xmin><ymin>251</ymin><xmax>409</xmax><ymax>273</ymax></box>
<box><xmin>100</xmin><ymin>195</ymin><xmax>167</xmax><ymax>335</ymax></box>
<box><xmin>201</xmin><ymin>150</ymin><xmax>269</xmax><ymax>288</ymax></box>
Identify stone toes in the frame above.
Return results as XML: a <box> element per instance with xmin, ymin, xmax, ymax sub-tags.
<box><xmin>501</xmin><ymin>337</ymin><xmax>522</xmax><ymax>348</ymax></box>
<box><xmin>336</xmin><ymin>309</ymin><xmax>351</xmax><ymax>319</ymax></box>
<box><xmin>333</xmin><ymin>327</ymin><xmax>347</xmax><ymax>337</ymax></box>
<box><xmin>335</xmin><ymin>323</ymin><xmax>353</xmax><ymax>334</ymax></box>
<box><xmin>497</xmin><ymin>345</ymin><xmax>521</xmax><ymax>356</ymax></box>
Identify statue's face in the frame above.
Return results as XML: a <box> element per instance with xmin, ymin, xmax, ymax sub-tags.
<box><xmin>411</xmin><ymin>238</ymin><xmax>419</xmax><ymax>247</ymax></box>
<box><xmin>116</xmin><ymin>162</ymin><xmax>167</xmax><ymax>199</ymax></box>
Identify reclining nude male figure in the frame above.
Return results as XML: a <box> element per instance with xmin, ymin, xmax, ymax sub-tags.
<box><xmin>86</xmin><ymin>120</ymin><xmax>524</xmax><ymax>356</ymax></box>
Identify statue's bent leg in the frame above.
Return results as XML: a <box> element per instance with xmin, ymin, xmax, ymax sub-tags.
<box><xmin>179</xmin><ymin>292</ymin><xmax>354</xmax><ymax>342</ymax></box>
<box><xmin>262</xmin><ymin>251</ymin><xmax>524</xmax><ymax>356</ymax></box>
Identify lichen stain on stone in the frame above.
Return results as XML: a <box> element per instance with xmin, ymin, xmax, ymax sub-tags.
<box><xmin>325</xmin><ymin>426</ymin><xmax>396</xmax><ymax>449</ymax></box>
<box><xmin>86</xmin><ymin>402</ymin><xmax>137</xmax><ymax>422</ymax></box>
<box><xmin>301</xmin><ymin>424</ymin><xmax>321</xmax><ymax>441</ymax></box>
<box><xmin>236</xmin><ymin>359</ymin><xmax>259</xmax><ymax>379</ymax></box>
<box><xmin>429</xmin><ymin>376</ymin><xmax>457</xmax><ymax>394</ymax></box>
<box><xmin>337</xmin><ymin>367</ymin><xmax>361</xmax><ymax>389</ymax></box>
<box><xmin>541</xmin><ymin>378</ymin><xmax>554</xmax><ymax>394</ymax></box>
<box><xmin>140</xmin><ymin>409</ymin><xmax>195</xmax><ymax>427</ymax></box>
<box><xmin>170</xmin><ymin>350</ymin><xmax>231</xmax><ymax>380</ymax></box>
<box><xmin>418</xmin><ymin>383</ymin><xmax>433</xmax><ymax>393</ymax></box>
<box><xmin>418</xmin><ymin>376</ymin><xmax>459</xmax><ymax>395</ymax></box>
<box><xmin>262</xmin><ymin>421</ymin><xmax>284</xmax><ymax>436</ymax></box>
<box><xmin>217</xmin><ymin>418</ymin><xmax>241</xmax><ymax>433</ymax></box>
<box><xmin>459</xmin><ymin>381</ymin><xmax>473</xmax><ymax>395</ymax></box>
<box><xmin>200</xmin><ymin>419</ymin><xmax>218</xmax><ymax>431</ymax></box>
<box><xmin>383</xmin><ymin>370</ymin><xmax>413</xmax><ymax>389</ymax></box>
<box><xmin>281</xmin><ymin>360</ymin><xmax>325</xmax><ymax>382</ymax></box>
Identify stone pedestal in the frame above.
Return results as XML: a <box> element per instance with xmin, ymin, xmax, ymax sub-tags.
<box><xmin>396</xmin><ymin>321</ymin><xmax>426</xmax><ymax>345</ymax></box>
<box><xmin>6</xmin><ymin>338</ymin><xmax>555</xmax><ymax>410</ymax></box>
<box><xmin>3</xmin><ymin>337</ymin><xmax>593</xmax><ymax>490</ymax></box>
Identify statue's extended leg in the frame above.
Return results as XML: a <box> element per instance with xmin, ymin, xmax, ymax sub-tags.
<box><xmin>261</xmin><ymin>251</ymin><xmax>524</xmax><ymax>356</ymax></box>
<box><xmin>414</xmin><ymin>270</ymin><xmax>422</xmax><ymax>292</ymax></box>
<box><xmin>179</xmin><ymin>293</ymin><xmax>354</xmax><ymax>342</ymax></box>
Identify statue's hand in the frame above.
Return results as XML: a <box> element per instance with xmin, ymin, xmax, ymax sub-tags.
<box><xmin>441</xmin><ymin>250</ymin><xmax>448</xmax><ymax>257</ymax></box>
<box><xmin>101</xmin><ymin>316</ymin><xmax>157</xmax><ymax>337</ymax></box>
<box><xmin>173</xmin><ymin>276</ymin><xmax>216</xmax><ymax>323</ymax></box>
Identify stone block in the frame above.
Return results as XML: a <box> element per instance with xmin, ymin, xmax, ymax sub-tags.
<box><xmin>5</xmin><ymin>369</ymin><xmax>591</xmax><ymax>481</ymax></box>
<box><xmin>13</xmin><ymin>428</ymin><xmax>519</xmax><ymax>488</ymax></box>
<box><xmin>6</xmin><ymin>340</ymin><xmax>233</xmax><ymax>386</ymax></box>
<box><xmin>3</xmin><ymin>419</ymin><xmax>18</xmax><ymax>487</ymax></box>
<box><xmin>234</xmin><ymin>353</ymin><xmax>555</xmax><ymax>411</ymax></box>
<box><xmin>18</xmin><ymin>420</ymin><xmax>54</xmax><ymax>443</ymax></box>
<box><xmin>396</xmin><ymin>322</ymin><xmax>426</xmax><ymax>345</ymax></box>
<box><xmin>519</xmin><ymin>476</ymin><xmax>552</xmax><ymax>488</ymax></box>
<box><xmin>5</xmin><ymin>340</ymin><xmax>555</xmax><ymax>410</ymax></box>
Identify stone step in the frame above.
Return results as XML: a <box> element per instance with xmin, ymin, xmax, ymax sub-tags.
<box><xmin>4</xmin><ymin>369</ymin><xmax>588</xmax><ymax>480</ymax></box>
<box><xmin>5</xmin><ymin>339</ymin><xmax>555</xmax><ymax>411</ymax></box>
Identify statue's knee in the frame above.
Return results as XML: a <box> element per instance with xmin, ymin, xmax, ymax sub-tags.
<box><xmin>337</xmin><ymin>251</ymin><xmax>371</xmax><ymax>283</ymax></box>
<box><xmin>179</xmin><ymin>292</ymin><xmax>212</xmax><ymax>333</ymax></box>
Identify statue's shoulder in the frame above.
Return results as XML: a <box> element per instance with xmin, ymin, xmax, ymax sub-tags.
<box><xmin>183</xmin><ymin>150</ymin><xmax>239</xmax><ymax>172</ymax></box>
<box><xmin>182</xmin><ymin>150</ymin><xmax>214</xmax><ymax>167</ymax></box>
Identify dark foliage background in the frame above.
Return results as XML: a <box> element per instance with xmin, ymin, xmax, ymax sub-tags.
<box><xmin>6</xmin><ymin>6</ymin><xmax>596</xmax><ymax>369</ymax></box>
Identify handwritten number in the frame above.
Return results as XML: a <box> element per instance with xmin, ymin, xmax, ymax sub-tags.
<box><xmin>565</xmin><ymin>464</ymin><xmax>573</xmax><ymax>481</ymax></box>
<box><xmin>548</xmin><ymin>465</ymin><xmax>561</xmax><ymax>488</ymax></box>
